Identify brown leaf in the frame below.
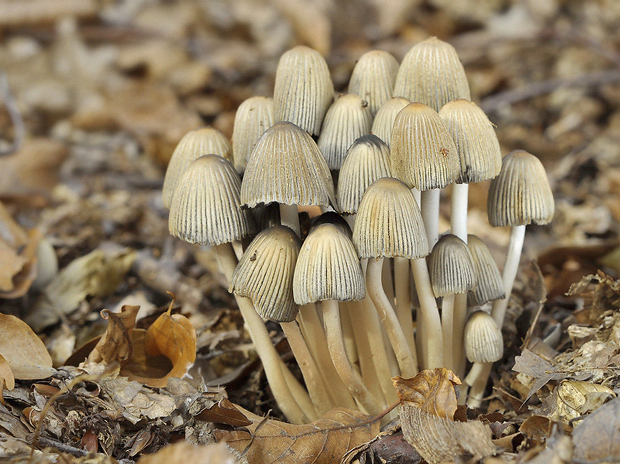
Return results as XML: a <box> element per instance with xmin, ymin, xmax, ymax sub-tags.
<box><xmin>0</xmin><ymin>354</ymin><xmax>15</xmax><ymax>405</ymax></box>
<box><xmin>88</xmin><ymin>305</ymin><xmax>141</xmax><ymax>364</ymax></box>
<box><xmin>137</xmin><ymin>442</ymin><xmax>239</xmax><ymax>464</ymax></box>
<box><xmin>393</xmin><ymin>368</ymin><xmax>461</xmax><ymax>420</ymax></box>
<box><xmin>215</xmin><ymin>408</ymin><xmax>380</xmax><ymax>464</ymax></box>
<box><xmin>0</xmin><ymin>314</ymin><xmax>54</xmax><ymax>380</ymax></box>
<box><xmin>192</xmin><ymin>395</ymin><xmax>252</xmax><ymax>427</ymax></box>
<box><xmin>573</xmin><ymin>396</ymin><xmax>620</xmax><ymax>463</ymax></box>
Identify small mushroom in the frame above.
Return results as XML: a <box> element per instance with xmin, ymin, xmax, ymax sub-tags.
<box><xmin>348</xmin><ymin>50</ymin><xmax>399</xmax><ymax>116</ymax></box>
<box><xmin>231</xmin><ymin>96</ymin><xmax>275</xmax><ymax>174</ymax></box>
<box><xmin>370</xmin><ymin>97</ymin><xmax>409</xmax><ymax>146</ymax></box>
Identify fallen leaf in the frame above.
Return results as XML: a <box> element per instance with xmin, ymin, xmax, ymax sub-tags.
<box><xmin>88</xmin><ymin>305</ymin><xmax>141</xmax><ymax>364</ymax></box>
<box><xmin>572</xmin><ymin>396</ymin><xmax>620</xmax><ymax>463</ymax></box>
<box><xmin>190</xmin><ymin>394</ymin><xmax>252</xmax><ymax>427</ymax></box>
<box><xmin>393</xmin><ymin>368</ymin><xmax>461</xmax><ymax>420</ymax></box>
<box><xmin>215</xmin><ymin>408</ymin><xmax>380</xmax><ymax>464</ymax></box>
<box><xmin>513</xmin><ymin>349</ymin><xmax>565</xmax><ymax>402</ymax></box>
<box><xmin>0</xmin><ymin>354</ymin><xmax>15</xmax><ymax>405</ymax></box>
<box><xmin>538</xmin><ymin>379</ymin><xmax>615</xmax><ymax>423</ymax></box>
<box><xmin>137</xmin><ymin>442</ymin><xmax>239</xmax><ymax>464</ymax></box>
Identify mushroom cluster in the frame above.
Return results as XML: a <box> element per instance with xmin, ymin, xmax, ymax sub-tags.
<box><xmin>163</xmin><ymin>39</ymin><xmax>554</xmax><ymax>422</ymax></box>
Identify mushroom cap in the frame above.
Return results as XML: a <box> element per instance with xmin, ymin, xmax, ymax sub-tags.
<box><xmin>464</xmin><ymin>311</ymin><xmax>504</xmax><ymax>363</ymax></box>
<box><xmin>391</xmin><ymin>102</ymin><xmax>460</xmax><ymax>190</ymax></box>
<box><xmin>317</xmin><ymin>94</ymin><xmax>373</xmax><ymax>170</ymax></box>
<box><xmin>293</xmin><ymin>223</ymin><xmax>365</xmax><ymax>304</ymax></box>
<box><xmin>466</xmin><ymin>234</ymin><xmax>505</xmax><ymax>306</ymax></box>
<box><xmin>428</xmin><ymin>234</ymin><xmax>476</xmax><ymax>297</ymax></box>
<box><xmin>393</xmin><ymin>36</ymin><xmax>470</xmax><ymax>112</ymax></box>
<box><xmin>309</xmin><ymin>211</ymin><xmax>353</xmax><ymax>239</ymax></box>
<box><xmin>240</xmin><ymin>121</ymin><xmax>337</xmax><ymax>209</ymax></box>
<box><xmin>231</xmin><ymin>96</ymin><xmax>275</xmax><ymax>174</ymax></box>
<box><xmin>337</xmin><ymin>134</ymin><xmax>392</xmax><ymax>215</ymax></box>
<box><xmin>439</xmin><ymin>99</ymin><xmax>502</xmax><ymax>184</ymax></box>
<box><xmin>273</xmin><ymin>45</ymin><xmax>334</xmax><ymax>136</ymax></box>
<box><xmin>168</xmin><ymin>154</ymin><xmax>252</xmax><ymax>246</ymax></box>
<box><xmin>370</xmin><ymin>97</ymin><xmax>410</xmax><ymax>146</ymax></box>
<box><xmin>352</xmin><ymin>177</ymin><xmax>429</xmax><ymax>259</ymax></box>
<box><xmin>487</xmin><ymin>149</ymin><xmax>555</xmax><ymax>227</ymax></box>
<box><xmin>230</xmin><ymin>226</ymin><xmax>301</xmax><ymax>322</ymax></box>
<box><xmin>163</xmin><ymin>127</ymin><xmax>232</xmax><ymax>208</ymax></box>
<box><xmin>348</xmin><ymin>50</ymin><xmax>399</xmax><ymax>116</ymax></box>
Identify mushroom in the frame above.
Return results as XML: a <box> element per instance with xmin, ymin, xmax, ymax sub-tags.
<box><xmin>370</xmin><ymin>97</ymin><xmax>409</xmax><ymax>147</ymax></box>
<box><xmin>463</xmin><ymin>311</ymin><xmax>503</xmax><ymax>388</ymax></box>
<box><xmin>348</xmin><ymin>50</ymin><xmax>399</xmax><ymax>117</ymax></box>
<box><xmin>231</xmin><ymin>96</ymin><xmax>275</xmax><ymax>174</ymax></box>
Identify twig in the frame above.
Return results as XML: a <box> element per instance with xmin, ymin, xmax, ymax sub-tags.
<box><xmin>0</xmin><ymin>72</ymin><xmax>25</xmax><ymax>156</ymax></box>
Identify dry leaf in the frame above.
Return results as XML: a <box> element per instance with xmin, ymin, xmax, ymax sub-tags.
<box><xmin>513</xmin><ymin>349</ymin><xmax>565</xmax><ymax>402</ymax></box>
<box><xmin>215</xmin><ymin>408</ymin><xmax>380</xmax><ymax>464</ymax></box>
<box><xmin>190</xmin><ymin>395</ymin><xmax>252</xmax><ymax>427</ymax></box>
<box><xmin>393</xmin><ymin>368</ymin><xmax>461</xmax><ymax>420</ymax></box>
<box><xmin>572</xmin><ymin>396</ymin><xmax>620</xmax><ymax>463</ymax></box>
<box><xmin>539</xmin><ymin>380</ymin><xmax>615</xmax><ymax>423</ymax></box>
<box><xmin>0</xmin><ymin>354</ymin><xmax>15</xmax><ymax>405</ymax></box>
<box><xmin>88</xmin><ymin>305</ymin><xmax>141</xmax><ymax>364</ymax></box>
<box><xmin>137</xmin><ymin>442</ymin><xmax>239</xmax><ymax>464</ymax></box>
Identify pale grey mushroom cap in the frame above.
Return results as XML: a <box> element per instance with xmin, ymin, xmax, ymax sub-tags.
<box><xmin>352</xmin><ymin>177</ymin><xmax>429</xmax><ymax>260</ymax></box>
<box><xmin>464</xmin><ymin>311</ymin><xmax>504</xmax><ymax>363</ymax></box>
<box><xmin>428</xmin><ymin>234</ymin><xmax>476</xmax><ymax>297</ymax></box>
<box><xmin>230</xmin><ymin>226</ymin><xmax>301</xmax><ymax>322</ymax></box>
<box><xmin>231</xmin><ymin>96</ymin><xmax>275</xmax><ymax>174</ymax></box>
<box><xmin>393</xmin><ymin>36</ymin><xmax>470</xmax><ymax>112</ymax></box>
<box><xmin>466</xmin><ymin>234</ymin><xmax>505</xmax><ymax>306</ymax></box>
<box><xmin>348</xmin><ymin>50</ymin><xmax>399</xmax><ymax>116</ymax></box>
<box><xmin>487</xmin><ymin>150</ymin><xmax>555</xmax><ymax>227</ymax></box>
<box><xmin>169</xmin><ymin>154</ymin><xmax>252</xmax><ymax>246</ymax></box>
<box><xmin>240</xmin><ymin>121</ymin><xmax>337</xmax><ymax>209</ymax></box>
<box><xmin>370</xmin><ymin>97</ymin><xmax>409</xmax><ymax>146</ymax></box>
<box><xmin>293</xmin><ymin>223</ymin><xmax>365</xmax><ymax>305</ymax></box>
<box><xmin>163</xmin><ymin>127</ymin><xmax>232</xmax><ymax>208</ymax></box>
<box><xmin>390</xmin><ymin>102</ymin><xmax>460</xmax><ymax>190</ymax></box>
<box><xmin>273</xmin><ymin>45</ymin><xmax>334</xmax><ymax>136</ymax></box>
<box><xmin>439</xmin><ymin>99</ymin><xmax>502</xmax><ymax>184</ymax></box>
<box><xmin>337</xmin><ymin>134</ymin><xmax>392</xmax><ymax>215</ymax></box>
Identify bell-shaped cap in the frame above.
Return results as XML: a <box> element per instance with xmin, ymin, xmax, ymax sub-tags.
<box><xmin>352</xmin><ymin>177</ymin><xmax>428</xmax><ymax>259</ymax></box>
<box><xmin>439</xmin><ymin>99</ymin><xmax>502</xmax><ymax>184</ymax></box>
<box><xmin>293</xmin><ymin>223</ymin><xmax>365</xmax><ymax>304</ymax></box>
<box><xmin>240</xmin><ymin>122</ymin><xmax>337</xmax><ymax>209</ymax></box>
<box><xmin>393</xmin><ymin>36</ymin><xmax>470</xmax><ymax>112</ymax></box>
<box><xmin>317</xmin><ymin>94</ymin><xmax>373</xmax><ymax>170</ymax></box>
<box><xmin>273</xmin><ymin>46</ymin><xmax>334</xmax><ymax>136</ymax></box>
<box><xmin>466</xmin><ymin>234</ymin><xmax>505</xmax><ymax>306</ymax></box>
<box><xmin>428</xmin><ymin>234</ymin><xmax>476</xmax><ymax>297</ymax></box>
<box><xmin>163</xmin><ymin>127</ymin><xmax>232</xmax><ymax>208</ymax></box>
<box><xmin>231</xmin><ymin>96</ymin><xmax>275</xmax><ymax>174</ymax></box>
<box><xmin>169</xmin><ymin>155</ymin><xmax>252</xmax><ymax>245</ymax></box>
<box><xmin>370</xmin><ymin>97</ymin><xmax>409</xmax><ymax>146</ymax></box>
<box><xmin>487</xmin><ymin>150</ymin><xmax>555</xmax><ymax>227</ymax></box>
<box><xmin>230</xmin><ymin>226</ymin><xmax>301</xmax><ymax>322</ymax></box>
<box><xmin>464</xmin><ymin>311</ymin><xmax>503</xmax><ymax>363</ymax></box>
<box><xmin>309</xmin><ymin>211</ymin><xmax>352</xmax><ymax>239</ymax></box>
<box><xmin>391</xmin><ymin>102</ymin><xmax>459</xmax><ymax>190</ymax></box>
<box><xmin>348</xmin><ymin>50</ymin><xmax>399</xmax><ymax>116</ymax></box>
<box><xmin>337</xmin><ymin>134</ymin><xmax>392</xmax><ymax>215</ymax></box>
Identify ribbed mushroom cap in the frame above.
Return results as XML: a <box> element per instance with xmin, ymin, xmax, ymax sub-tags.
<box><xmin>169</xmin><ymin>155</ymin><xmax>252</xmax><ymax>245</ymax></box>
<box><xmin>466</xmin><ymin>234</ymin><xmax>505</xmax><ymax>306</ymax></box>
<box><xmin>487</xmin><ymin>150</ymin><xmax>555</xmax><ymax>227</ymax></box>
<box><xmin>393</xmin><ymin>36</ymin><xmax>470</xmax><ymax>112</ymax></box>
<box><xmin>348</xmin><ymin>50</ymin><xmax>399</xmax><ymax>116</ymax></box>
<box><xmin>352</xmin><ymin>177</ymin><xmax>429</xmax><ymax>259</ymax></box>
<box><xmin>231</xmin><ymin>96</ymin><xmax>275</xmax><ymax>174</ymax></box>
<box><xmin>317</xmin><ymin>94</ymin><xmax>373</xmax><ymax>170</ymax></box>
<box><xmin>273</xmin><ymin>45</ymin><xmax>334</xmax><ymax>136</ymax></box>
<box><xmin>229</xmin><ymin>226</ymin><xmax>301</xmax><ymax>322</ymax></box>
<box><xmin>428</xmin><ymin>234</ymin><xmax>476</xmax><ymax>297</ymax></box>
<box><xmin>370</xmin><ymin>97</ymin><xmax>409</xmax><ymax>146</ymax></box>
<box><xmin>464</xmin><ymin>311</ymin><xmax>504</xmax><ymax>363</ymax></box>
<box><xmin>391</xmin><ymin>102</ymin><xmax>460</xmax><ymax>190</ymax></box>
<box><xmin>337</xmin><ymin>134</ymin><xmax>392</xmax><ymax>215</ymax></box>
<box><xmin>310</xmin><ymin>211</ymin><xmax>352</xmax><ymax>239</ymax></box>
<box><xmin>240</xmin><ymin>121</ymin><xmax>337</xmax><ymax>209</ymax></box>
<box><xmin>163</xmin><ymin>127</ymin><xmax>232</xmax><ymax>208</ymax></box>
<box><xmin>439</xmin><ymin>99</ymin><xmax>502</xmax><ymax>184</ymax></box>
<box><xmin>293</xmin><ymin>223</ymin><xmax>365</xmax><ymax>304</ymax></box>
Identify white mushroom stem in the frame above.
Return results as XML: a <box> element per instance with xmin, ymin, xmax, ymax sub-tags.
<box><xmin>394</xmin><ymin>257</ymin><xmax>416</xmax><ymax>355</ymax></box>
<box><xmin>341</xmin><ymin>303</ymin><xmax>360</xmax><ymax>374</ymax></box>
<box><xmin>366</xmin><ymin>257</ymin><xmax>418</xmax><ymax>377</ymax></box>
<box><xmin>279</xmin><ymin>204</ymin><xmax>301</xmax><ymax>237</ymax></box>
<box><xmin>319</xmin><ymin>299</ymin><xmax>383</xmax><ymax>416</ymax></box>
<box><xmin>441</xmin><ymin>294</ymin><xmax>456</xmax><ymax>372</ymax></box>
<box><xmin>382</xmin><ymin>258</ymin><xmax>396</xmax><ymax>305</ymax></box>
<box><xmin>214</xmin><ymin>243</ymin><xmax>315</xmax><ymax>424</ymax></box>
<box><xmin>465</xmin><ymin>362</ymin><xmax>492</xmax><ymax>408</ymax></box>
<box><xmin>450</xmin><ymin>183</ymin><xmax>469</xmax><ymax>240</ymax></box>
<box><xmin>421</xmin><ymin>189</ymin><xmax>440</xmax><ymax>248</ymax></box>
<box><xmin>492</xmin><ymin>224</ymin><xmax>526</xmax><ymax>327</ymax></box>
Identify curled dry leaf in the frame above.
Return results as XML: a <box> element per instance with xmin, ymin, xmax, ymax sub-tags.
<box><xmin>189</xmin><ymin>394</ymin><xmax>252</xmax><ymax>427</ymax></box>
<box><xmin>87</xmin><ymin>305</ymin><xmax>141</xmax><ymax>364</ymax></box>
<box><xmin>393</xmin><ymin>368</ymin><xmax>461</xmax><ymax>420</ymax></box>
<box><xmin>215</xmin><ymin>408</ymin><xmax>380</xmax><ymax>464</ymax></box>
<box><xmin>137</xmin><ymin>442</ymin><xmax>239</xmax><ymax>464</ymax></box>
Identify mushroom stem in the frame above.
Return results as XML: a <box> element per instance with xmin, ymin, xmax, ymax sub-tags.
<box><xmin>394</xmin><ymin>257</ymin><xmax>416</xmax><ymax>355</ymax></box>
<box><xmin>492</xmin><ymin>224</ymin><xmax>526</xmax><ymax>327</ymax></box>
<box><xmin>441</xmin><ymin>294</ymin><xmax>456</xmax><ymax>372</ymax></box>
<box><xmin>465</xmin><ymin>362</ymin><xmax>492</xmax><ymax>408</ymax></box>
<box><xmin>279</xmin><ymin>204</ymin><xmax>301</xmax><ymax>237</ymax></box>
<box><xmin>341</xmin><ymin>303</ymin><xmax>360</xmax><ymax>374</ymax></box>
<box><xmin>421</xmin><ymin>189</ymin><xmax>440</xmax><ymax>248</ymax></box>
<box><xmin>450</xmin><ymin>183</ymin><xmax>469</xmax><ymax>240</ymax></box>
<box><xmin>319</xmin><ymin>299</ymin><xmax>383</xmax><ymax>416</ymax></box>
<box><xmin>366</xmin><ymin>257</ymin><xmax>418</xmax><ymax>377</ymax></box>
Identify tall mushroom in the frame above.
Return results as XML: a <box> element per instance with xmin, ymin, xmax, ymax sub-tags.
<box><xmin>348</xmin><ymin>50</ymin><xmax>399</xmax><ymax>117</ymax></box>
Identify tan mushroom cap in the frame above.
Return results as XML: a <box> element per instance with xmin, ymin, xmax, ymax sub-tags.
<box><xmin>230</xmin><ymin>226</ymin><xmax>301</xmax><ymax>322</ymax></box>
<box><xmin>487</xmin><ymin>150</ymin><xmax>555</xmax><ymax>227</ymax></box>
<box><xmin>370</xmin><ymin>97</ymin><xmax>409</xmax><ymax>146</ymax></box>
<box><xmin>439</xmin><ymin>99</ymin><xmax>502</xmax><ymax>184</ymax></box>
<box><xmin>293</xmin><ymin>223</ymin><xmax>365</xmax><ymax>305</ymax></box>
<box><xmin>337</xmin><ymin>134</ymin><xmax>392</xmax><ymax>215</ymax></box>
<box><xmin>240</xmin><ymin>121</ymin><xmax>337</xmax><ymax>209</ymax></box>
<box><xmin>274</xmin><ymin>45</ymin><xmax>334</xmax><ymax>136</ymax></box>
<box><xmin>464</xmin><ymin>311</ymin><xmax>504</xmax><ymax>363</ymax></box>
<box><xmin>169</xmin><ymin>155</ymin><xmax>252</xmax><ymax>246</ymax></box>
<box><xmin>466</xmin><ymin>234</ymin><xmax>505</xmax><ymax>306</ymax></box>
<box><xmin>348</xmin><ymin>50</ymin><xmax>399</xmax><ymax>116</ymax></box>
<box><xmin>309</xmin><ymin>212</ymin><xmax>353</xmax><ymax>239</ymax></box>
<box><xmin>352</xmin><ymin>177</ymin><xmax>428</xmax><ymax>259</ymax></box>
<box><xmin>428</xmin><ymin>234</ymin><xmax>476</xmax><ymax>297</ymax></box>
<box><xmin>163</xmin><ymin>127</ymin><xmax>232</xmax><ymax>208</ymax></box>
<box><xmin>393</xmin><ymin>36</ymin><xmax>470</xmax><ymax>112</ymax></box>
<box><xmin>231</xmin><ymin>96</ymin><xmax>275</xmax><ymax>174</ymax></box>
<box><xmin>391</xmin><ymin>102</ymin><xmax>460</xmax><ymax>190</ymax></box>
